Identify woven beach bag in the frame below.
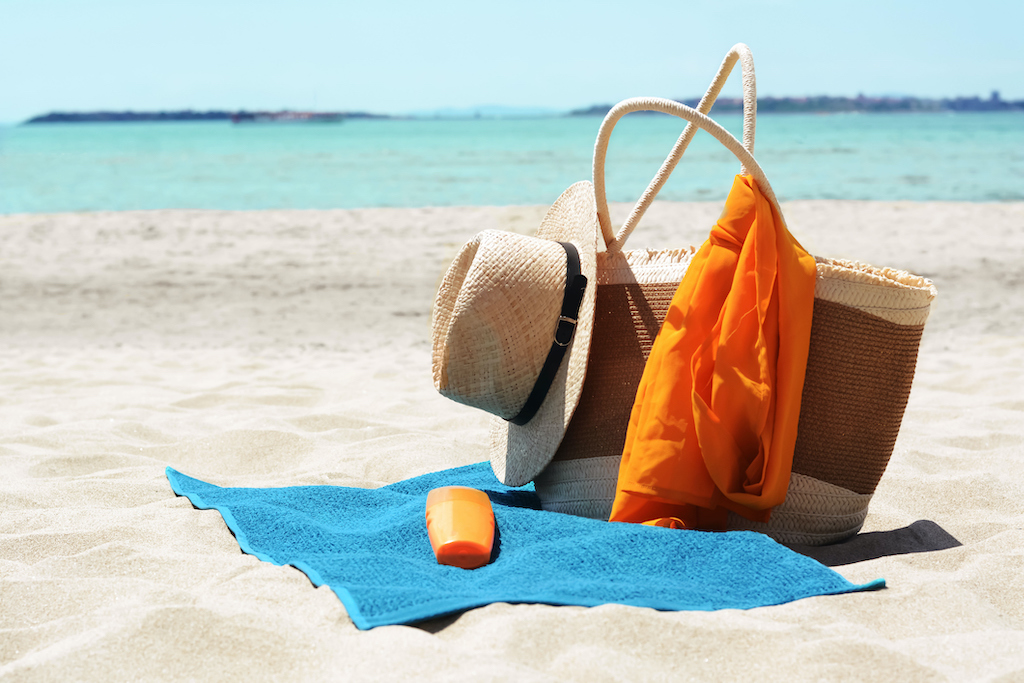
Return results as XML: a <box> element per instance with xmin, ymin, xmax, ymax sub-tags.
<box><xmin>533</xmin><ymin>90</ymin><xmax>937</xmax><ymax>545</ymax></box>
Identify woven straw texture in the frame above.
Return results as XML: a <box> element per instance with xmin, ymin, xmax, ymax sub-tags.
<box><xmin>792</xmin><ymin>298</ymin><xmax>927</xmax><ymax>495</ymax></box>
<box><xmin>486</xmin><ymin>181</ymin><xmax>600</xmax><ymax>487</ymax></box>
<box><xmin>552</xmin><ymin>251</ymin><xmax>688</xmax><ymax>469</ymax></box>
<box><xmin>726</xmin><ymin>473</ymin><xmax>873</xmax><ymax>545</ymax></box>
<box><xmin>537</xmin><ymin>459</ymin><xmax>873</xmax><ymax>546</ymax></box>
<box><xmin>535</xmin><ymin>455</ymin><xmax>621</xmax><ymax>520</ymax></box>
<box><xmin>432</xmin><ymin>180</ymin><xmax>599</xmax><ymax>488</ymax></box>
<box><xmin>433</xmin><ymin>232</ymin><xmax>569</xmax><ymax>419</ymax></box>
<box><xmin>815</xmin><ymin>256</ymin><xmax>937</xmax><ymax>326</ymax></box>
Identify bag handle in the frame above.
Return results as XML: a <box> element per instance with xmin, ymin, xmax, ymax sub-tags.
<box><xmin>593</xmin><ymin>97</ymin><xmax>782</xmax><ymax>253</ymax></box>
<box><xmin>595</xmin><ymin>43</ymin><xmax>757</xmax><ymax>250</ymax></box>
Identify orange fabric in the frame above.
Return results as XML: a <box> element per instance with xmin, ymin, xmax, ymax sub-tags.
<box><xmin>609</xmin><ymin>175</ymin><xmax>816</xmax><ymax>530</ymax></box>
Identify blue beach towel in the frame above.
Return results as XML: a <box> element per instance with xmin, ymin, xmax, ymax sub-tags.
<box><xmin>166</xmin><ymin>462</ymin><xmax>883</xmax><ymax>629</ymax></box>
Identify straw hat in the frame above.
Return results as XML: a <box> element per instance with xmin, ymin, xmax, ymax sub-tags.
<box><xmin>431</xmin><ymin>182</ymin><xmax>599</xmax><ymax>486</ymax></box>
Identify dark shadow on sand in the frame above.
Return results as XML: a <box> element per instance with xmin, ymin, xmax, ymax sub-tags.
<box><xmin>413</xmin><ymin>611</ymin><xmax>465</xmax><ymax>633</ymax></box>
<box><xmin>786</xmin><ymin>520</ymin><xmax>962</xmax><ymax>567</ymax></box>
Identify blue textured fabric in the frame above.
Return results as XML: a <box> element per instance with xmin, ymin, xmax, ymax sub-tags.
<box><xmin>166</xmin><ymin>462</ymin><xmax>883</xmax><ymax>630</ymax></box>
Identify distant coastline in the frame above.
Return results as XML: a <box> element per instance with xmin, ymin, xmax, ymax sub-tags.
<box><xmin>23</xmin><ymin>110</ymin><xmax>390</xmax><ymax>124</ymax></box>
<box><xmin>21</xmin><ymin>93</ymin><xmax>1024</xmax><ymax>124</ymax></box>
<box><xmin>569</xmin><ymin>92</ymin><xmax>1024</xmax><ymax>116</ymax></box>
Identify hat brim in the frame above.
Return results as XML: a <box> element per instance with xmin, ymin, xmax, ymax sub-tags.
<box><xmin>489</xmin><ymin>181</ymin><xmax>600</xmax><ymax>486</ymax></box>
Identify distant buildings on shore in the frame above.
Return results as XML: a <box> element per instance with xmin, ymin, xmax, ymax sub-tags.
<box><xmin>21</xmin><ymin>93</ymin><xmax>1024</xmax><ymax>124</ymax></box>
<box><xmin>570</xmin><ymin>92</ymin><xmax>1024</xmax><ymax>116</ymax></box>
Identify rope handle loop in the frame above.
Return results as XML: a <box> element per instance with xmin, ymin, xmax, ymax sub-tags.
<box><xmin>593</xmin><ymin>97</ymin><xmax>782</xmax><ymax>253</ymax></box>
<box><xmin>594</xmin><ymin>43</ymin><xmax>757</xmax><ymax>250</ymax></box>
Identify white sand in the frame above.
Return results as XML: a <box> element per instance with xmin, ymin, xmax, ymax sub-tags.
<box><xmin>2</xmin><ymin>201</ymin><xmax>1023</xmax><ymax>681</ymax></box>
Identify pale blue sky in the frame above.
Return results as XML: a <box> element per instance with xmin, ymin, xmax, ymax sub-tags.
<box><xmin>1</xmin><ymin>0</ymin><xmax>1021</xmax><ymax>123</ymax></box>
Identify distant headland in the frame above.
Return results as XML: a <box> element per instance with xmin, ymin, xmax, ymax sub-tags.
<box><xmin>21</xmin><ymin>93</ymin><xmax>1024</xmax><ymax>124</ymax></box>
<box><xmin>23</xmin><ymin>110</ymin><xmax>389</xmax><ymax>124</ymax></box>
<box><xmin>570</xmin><ymin>92</ymin><xmax>1024</xmax><ymax>116</ymax></box>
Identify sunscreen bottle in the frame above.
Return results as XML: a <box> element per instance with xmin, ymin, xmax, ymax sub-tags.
<box><xmin>425</xmin><ymin>487</ymin><xmax>495</xmax><ymax>569</ymax></box>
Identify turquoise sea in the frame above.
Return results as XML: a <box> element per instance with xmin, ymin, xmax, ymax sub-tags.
<box><xmin>1</xmin><ymin>112</ymin><xmax>1022</xmax><ymax>214</ymax></box>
